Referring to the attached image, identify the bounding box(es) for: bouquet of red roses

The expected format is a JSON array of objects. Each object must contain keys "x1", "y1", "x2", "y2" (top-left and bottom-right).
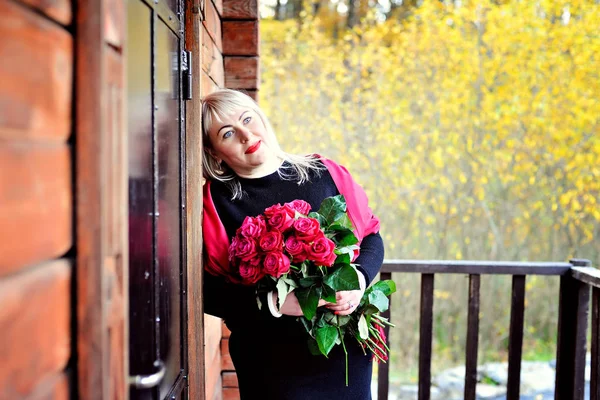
[{"x1": 228, "y1": 195, "x2": 396, "y2": 384}]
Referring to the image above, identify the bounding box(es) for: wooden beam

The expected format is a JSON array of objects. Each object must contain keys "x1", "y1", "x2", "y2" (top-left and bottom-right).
[
  {"x1": 16, "y1": 0, "x2": 72, "y2": 26},
  {"x1": 0, "y1": 0, "x2": 72, "y2": 143},
  {"x1": 224, "y1": 56, "x2": 259, "y2": 89},
  {"x1": 0, "y1": 260, "x2": 71, "y2": 398},
  {"x1": 186, "y1": 0, "x2": 207, "y2": 398},
  {"x1": 222, "y1": 0, "x2": 258, "y2": 20},
  {"x1": 222, "y1": 21, "x2": 258, "y2": 56},
  {"x1": 0, "y1": 145, "x2": 72, "y2": 277}
]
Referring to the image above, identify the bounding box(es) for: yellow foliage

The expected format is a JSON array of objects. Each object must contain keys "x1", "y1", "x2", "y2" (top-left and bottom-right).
[{"x1": 260, "y1": 1, "x2": 600, "y2": 266}]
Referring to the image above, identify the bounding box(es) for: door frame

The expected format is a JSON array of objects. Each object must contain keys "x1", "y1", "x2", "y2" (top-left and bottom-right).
[{"x1": 75, "y1": 0, "x2": 205, "y2": 398}]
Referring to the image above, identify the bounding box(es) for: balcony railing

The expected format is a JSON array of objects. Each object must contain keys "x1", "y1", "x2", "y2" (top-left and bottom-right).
[{"x1": 377, "y1": 259, "x2": 599, "y2": 400}]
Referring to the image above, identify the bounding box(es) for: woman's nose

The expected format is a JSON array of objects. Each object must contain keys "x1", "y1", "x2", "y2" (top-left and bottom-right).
[{"x1": 238, "y1": 126, "x2": 252, "y2": 142}]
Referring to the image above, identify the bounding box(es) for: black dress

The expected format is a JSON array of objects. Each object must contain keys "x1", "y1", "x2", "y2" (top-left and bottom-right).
[{"x1": 203, "y1": 163, "x2": 385, "y2": 400}]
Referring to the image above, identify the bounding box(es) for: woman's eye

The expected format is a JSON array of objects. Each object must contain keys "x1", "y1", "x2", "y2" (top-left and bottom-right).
[
  {"x1": 243, "y1": 116, "x2": 251, "y2": 124},
  {"x1": 223, "y1": 130, "x2": 233, "y2": 139}
]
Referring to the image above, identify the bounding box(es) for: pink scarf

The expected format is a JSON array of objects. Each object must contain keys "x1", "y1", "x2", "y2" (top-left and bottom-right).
[{"x1": 202, "y1": 157, "x2": 380, "y2": 279}]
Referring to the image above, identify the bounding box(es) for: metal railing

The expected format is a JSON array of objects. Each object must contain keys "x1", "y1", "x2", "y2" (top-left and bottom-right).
[{"x1": 377, "y1": 259, "x2": 598, "y2": 400}]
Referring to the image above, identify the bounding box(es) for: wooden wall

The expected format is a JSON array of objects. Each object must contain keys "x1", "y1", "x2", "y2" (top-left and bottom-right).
[
  {"x1": 0, "y1": 0, "x2": 73, "y2": 398},
  {"x1": 75, "y1": 0, "x2": 128, "y2": 396},
  {"x1": 0, "y1": 0, "x2": 128, "y2": 398},
  {"x1": 200, "y1": 1, "x2": 260, "y2": 400}
]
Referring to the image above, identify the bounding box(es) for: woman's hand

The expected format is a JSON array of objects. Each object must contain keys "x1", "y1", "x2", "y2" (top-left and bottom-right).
[
  {"x1": 325, "y1": 270, "x2": 366, "y2": 316},
  {"x1": 275, "y1": 291, "x2": 330, "y2": 317},
  {"x1": 273, "y1": 270, "x2": 367, "y2": 316}
]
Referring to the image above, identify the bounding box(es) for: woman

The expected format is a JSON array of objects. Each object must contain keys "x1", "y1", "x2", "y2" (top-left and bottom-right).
[{"x1": 202, "y1": 89, "x2": 384, "y2": 399}]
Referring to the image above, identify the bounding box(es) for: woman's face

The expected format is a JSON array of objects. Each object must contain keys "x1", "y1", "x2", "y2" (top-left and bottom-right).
[{"x1": 207, "y1": 107, "x2": 279, "y2": 177}]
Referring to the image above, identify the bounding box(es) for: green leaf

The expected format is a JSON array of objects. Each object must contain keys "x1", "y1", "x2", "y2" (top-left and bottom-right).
[
  {"x1": 301, "y1": 262, "x2": 309, "y2": 278},
  {"x1": 307, "y1": 338, "x2": 322, "y2": 356},
  {"x1": 371, "y1": 280, "x2": 397, "y2": 296},
  {"x1": 358, "y1": 314, "x2": 369, "y2": 340},
  {"x1": 323, "y1": 265, "x2": 360, "y2": 291},
  {"x1": 334, "y1": 253, "x2": 351, "y2": 266},
  {"x1": 299, "y1": 276, "x2": 319, "y2": 288},
  {"x1": 316, "y1": 195, "x2": 347, "y2": 225},
  {"x1": 368, "y1": 290, "x2": 390, "y2": 312},
  {"x1": 282, "y1": 277, "x2": 298, "y2": 288},
  {"x1": 299, "y1": 316, "x2": 313, "y2": 334},
  {"x1": 315, "y1": 325, "x2": 339, "y2": 357},
  {"x1": 276, "y1": 279, "x2": 293, "y2": 309},
  {"x1": 336, "y1": 314, "x2": 352, "y2": 327},
  {"x1": 296, "y1": 285, "x2": 322, "y2": 320},
  {"x1": 308, "y1": 212, "x2": 327, "y2": 227},
  {"x1": 322, "y1": 283, "x2": 337, "y2": 303},
  {"x1": 334, "y1": 230, "x2": 359, "y2": 246},
  {"x1": 335, "y1": 244, "x2": 360, "y2": 255},
  {"x1": 332, "y1": 213, "x2": 354, "y2": 230}
]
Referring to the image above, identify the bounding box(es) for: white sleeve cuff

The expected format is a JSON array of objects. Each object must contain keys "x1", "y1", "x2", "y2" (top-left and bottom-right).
[{"x1": 267, "y1": 291, "x2": 283, "y2": 318}]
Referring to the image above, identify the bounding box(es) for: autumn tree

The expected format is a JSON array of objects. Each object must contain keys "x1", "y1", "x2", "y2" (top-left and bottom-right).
[{"x1": 260, "y1": 0, "x2": 600, "y2": 374}]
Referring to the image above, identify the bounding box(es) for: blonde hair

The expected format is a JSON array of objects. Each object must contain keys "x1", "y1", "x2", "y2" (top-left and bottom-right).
[{"x1": 201, "y1": 89, "x2": 323, "y2": 199}]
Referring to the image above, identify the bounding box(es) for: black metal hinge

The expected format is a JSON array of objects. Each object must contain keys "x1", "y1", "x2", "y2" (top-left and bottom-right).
[{"x1": 182, "y1": 50, "x2": 192, "y2": 100}]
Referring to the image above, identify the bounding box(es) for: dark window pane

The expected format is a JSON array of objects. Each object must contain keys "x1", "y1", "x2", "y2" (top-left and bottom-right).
[
  {"x1": 127, "y1": 0, "x2": 155, "y2": 383},
  {"x1": 155, "y1": 21, "x2": 183, "y2": 397}
]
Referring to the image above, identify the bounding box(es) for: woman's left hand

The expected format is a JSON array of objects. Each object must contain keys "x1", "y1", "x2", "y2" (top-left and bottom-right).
[{"x1": 325, "y1": 270, "x2": 366, "y2": 316}]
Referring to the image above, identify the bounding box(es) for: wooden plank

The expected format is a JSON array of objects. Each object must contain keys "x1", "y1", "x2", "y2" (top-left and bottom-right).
[
  {"x1": 381, "y1": 260, "x2": 571, "y2": 276},
  {"x1": 245, "y1": 90, "x2": 258, "y2": 101},
  {"x1": 205, "y1": 314, "x2": 223, "y2": 365},
  {"x1": 17, "y1": 0, "x2": 72, "y2": 26},
  {"x1": 202, "y1": 26, "x2": 224, "y2": 87},
  {"x1": 591, "y1": 287, "x2": 600, "y2": 400},
  {"x1": 378, "y1": 272, "x2": 392, "y2": 400},
  {"x1": 0, "y1": 145, "x2": 72, "y2": 277},
  {"x1": 202, "y1": 69, "x2": 221, "y2": 94},
  {"x1": 506, "y1": 275, "x2": 526, "y2": 400},
  {"x1": 222, "y1": 21, "x2": 258, "y2": 56},
  {"x1": 222, "y1": 388, "x2": 240, "y2": 400},
  {"x1": 205, "y1": 343, "x2": 222, "y2": 400},
  {"x1": 186, "y1": 1, "x2": 207, "y2": 399},
  {"x1": 24, "y1": 373, "x2": 69, "y2": 400},
  {"x1": 572, "y1": 266, "x2": 600, "y2": 289},
  {"x1": 104, "y1": 0, "x2": 125, "y2": 48},
  {"x1": 464, "y1": 275, "x2": 480, "y2": 400},
  {"x1": 555, "y1": 274, "x2": 590, "y2": 400},
  {"x1": 222, "y1": 0, "x2": 258, "y2": 20},
  {"x1": 418, "y1": 274, "x2": 434, "y2": 400},
  {"x1": 211, "y1": 0, "x2": 222, "y2": 16},
  {"x1": 224, "y1": 56, "x2": 259, "y2": 89},
  {"x1": 222, "y1": 372, "x2": 238, "y2": 388},
  {"x1": 0, "y1": 260, "x2": 71, "y2": 398},
  {"x1": 221, "y1": 337, "x2": 234, "y2": 370},
  {"x1": 76, "y1": 0, "x2": 107, "y2": 397},
  {"x1": 0, "y1": 0, "x2": 72, "y2": 143},
  {"x1": 464, "y1": 274, "x2": 480, "y2": 400},
  {"x1": 203, "y1": 0, "x2": 222, "y2": 51}
]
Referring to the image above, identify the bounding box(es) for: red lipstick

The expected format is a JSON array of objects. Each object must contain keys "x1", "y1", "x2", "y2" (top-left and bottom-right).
[{"x1": 245, "y1": 141, "x2": 261, "y2": 154}]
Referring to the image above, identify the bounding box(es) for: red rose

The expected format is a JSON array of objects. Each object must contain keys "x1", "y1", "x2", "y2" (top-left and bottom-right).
[
  {"x1": 239, "y1": 216, "x2": 266, "y2": 239},
  {"x1": 293, "y1": 217, "x2": 321, "y2": 241},
  {"x1": 263, "y1": 252, "x2": 291, "y2": 278},
  {"x1": 284, "y1": 235, "x2": 308, "y2": 263},
  {"x1": 230, "y1": 236, "x2": 258, "y2": 261},
  {"x1": 259, "y1": 230, "x2": 284, "y2": 252},
  {"x1": 284, "y1": 199, "x2": 311, "y2": 216},
  {"x1": 264, "y1": 203, "x2": 295, "y2": 219},
  {"x1": 307, "y1": 234, "x2": 337, "y2": 267},
  {"x1": 265, "y1": 208, "x2": 295, "y2": 232},
  {"x1": 239, "y1": 257, "x2": 265, "y2": 285}
]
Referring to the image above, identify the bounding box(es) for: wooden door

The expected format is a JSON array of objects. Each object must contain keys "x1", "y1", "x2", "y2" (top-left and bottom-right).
[{"x1": 126, "y1": 1, "x2": 188, "y2": 398}]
